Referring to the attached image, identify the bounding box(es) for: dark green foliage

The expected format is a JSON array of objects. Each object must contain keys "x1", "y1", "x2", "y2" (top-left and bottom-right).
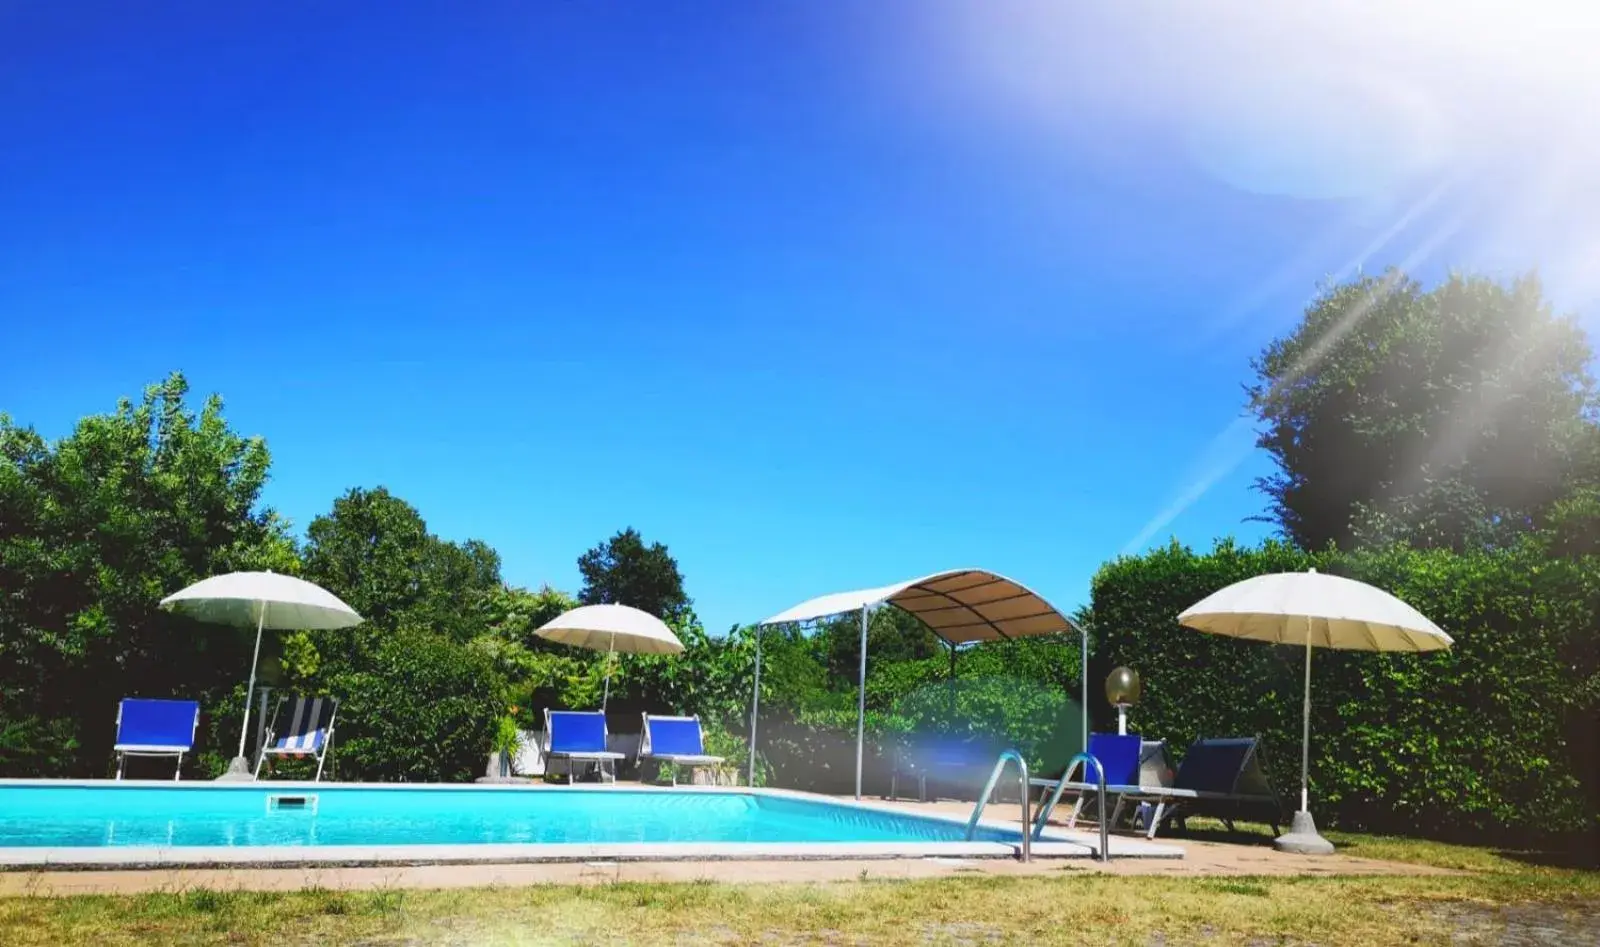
[
  {"x1": 331, "y1": 629, "x2": 504, "y2": 783},
  {"x1": 872, "y1": 636, "x2": 1086, "y2": 777},
  {"x1": 1251, "y1": 271, "x2": 1600, "y2": 552},
  {"x1": 577, "y1": 528, "x2": 691, "y2": 621},
  {"x1": 301, "y1": 487, "x2": 501, "y2": 651},
  {"x1": 0, "y1": 374, "x2": 296, "y2": 775},
  {"x1": 302, "y1": 487, "x2": 431, "y2": 631},
  {"x1": 739, "y1": 618, "x2": 1085, "y2": 795},
  {"x1": 1089, "y1": 539, "x2": 1599, "y2": 841},
  {"x1": 815, "y1": 607, "x2": 942, "y2": 685}
]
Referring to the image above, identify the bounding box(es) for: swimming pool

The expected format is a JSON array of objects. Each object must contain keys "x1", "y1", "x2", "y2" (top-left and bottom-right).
[
  {"x1": 0, "y1": 782, "x2": 1182, "y2": 866},
  {"x1": 0, "y1": 783, "x2": 1017, "y2": 848}
]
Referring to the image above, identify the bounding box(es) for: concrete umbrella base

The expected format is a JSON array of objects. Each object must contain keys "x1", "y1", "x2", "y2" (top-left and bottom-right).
[
  {"x1": 1273, "y1": 810, "x2": 1336, "y2": 855},
  {"x1": 213, "y1": 755, "x2": 257, "y2": 782}
]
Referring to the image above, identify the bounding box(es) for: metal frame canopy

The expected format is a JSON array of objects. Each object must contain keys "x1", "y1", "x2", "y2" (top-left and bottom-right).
[{"x1": 751, "y1": 568, "x2": 1088, "y2": 798}]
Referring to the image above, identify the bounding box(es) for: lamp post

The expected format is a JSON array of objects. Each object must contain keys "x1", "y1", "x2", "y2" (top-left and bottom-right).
[{"x1": 1105, "y1": 666, "x2": 1141, "y2": 736}]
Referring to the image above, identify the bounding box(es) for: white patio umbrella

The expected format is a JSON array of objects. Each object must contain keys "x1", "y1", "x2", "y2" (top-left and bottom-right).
[
  {"x1": 534, "y1": 604, "x2": 683, "y2": 711},
  {"x1": 161, "y1": 571, "x2": 363, "y2": 778},
  {"x1": 1178, "y1": 568, "x2": 1451, "y2": 854}
]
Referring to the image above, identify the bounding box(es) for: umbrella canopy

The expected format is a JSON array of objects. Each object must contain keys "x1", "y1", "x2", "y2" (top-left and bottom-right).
[
  {"x1": 1177, "y1": 569, "x2": 1450, "y2": 854},
  {"x1": 1178, "y1": 571, "x2": 1452, "y2": 652},
  {"x1": 534, "y1": 604, "x2": 684, "y2": 655},
  {"x1": 535, "y1": 604, "x2": 683, "y2": 711},
  {"x1": 161, "y1": 571, "x2": 364, "y2": 631},
  {"x1": 161, "y1": 571, "x2": 362, "y2": 775}
]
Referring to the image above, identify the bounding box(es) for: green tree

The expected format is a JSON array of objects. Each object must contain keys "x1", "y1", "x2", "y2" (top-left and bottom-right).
[
  {"x1": 299, "y1": 487, "x2": 501, "y2": 656},
  {"x1": 331, "y1": 628, "x2": 505, "y2": 782},
  {"x1": 576, "y1": 528, "x2": 691, "y2": 620},
  {"x1": 480, "y1": 583, "x2": 579, "y2": 651},
  {"x1": 301, "y1": 487, "x2": 431, "y2": 631},
  {"x1": 1250, "y1": 271, "x2": 1600, "y2": 552},
  {"x1": 816, "y1": 606, "x2": 943, "y2": 686},
  {"x1": 0, "y1": 373, "x2": 295, "y2": 775}
]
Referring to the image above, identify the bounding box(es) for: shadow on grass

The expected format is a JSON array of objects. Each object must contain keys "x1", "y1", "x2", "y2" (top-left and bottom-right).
[
  {"x1": 1490, "y1": 844, "x2": 1600, "y2": 872},
  {"x1": 1147, "y1": 818, "x2": 1278, "y2": 848}
]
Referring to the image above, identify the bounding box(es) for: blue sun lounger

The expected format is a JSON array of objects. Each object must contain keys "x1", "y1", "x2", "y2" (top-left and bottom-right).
[
  {"x1": 1029, "y1": 732, "x2": 1144, "y2": 825},
  {"x1": 639, "y1": 714, "x2": 725, "y2": 786},
  {"x1": 1032, "y1": 734, "x2": 1282, "y2": 839},
  {"x1": 254, "y1": 695, "x2": 340, "y2": 781},
  {"x1": 113, "y1": 698, "x2": 200, "y2": 780},
  {"x1": 544, "y1": 709, "x2": 625, "y2": 782}
]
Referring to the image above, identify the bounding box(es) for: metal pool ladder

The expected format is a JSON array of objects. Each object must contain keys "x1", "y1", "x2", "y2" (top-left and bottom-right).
[
  {"x1": 965, "y1": 749, "x2": 1031, "y2": 862},
  {"x1": 1033, "y1": 752, "x2": 1109, "y2": 863}
]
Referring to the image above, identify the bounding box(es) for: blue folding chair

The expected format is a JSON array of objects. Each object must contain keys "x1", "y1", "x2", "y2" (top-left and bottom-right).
[
  {"x1": 639, "y1": 714, "x2": 725, "y2": 786},
  {"x1": 113, "y1": 698, "x2": 200, "y2": 780},
  {"x1": 544, "y1": 709, "x2": 625, "y2": 782}
]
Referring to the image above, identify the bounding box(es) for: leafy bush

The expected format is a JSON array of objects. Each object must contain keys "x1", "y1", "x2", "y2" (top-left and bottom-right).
[
  {"x1": 330, "y1": 629, "x2": 505, "y2": 782},
  {"x1": 1089, "y1": 538, "x2": 1599, "y2": 842},
  {"x1": 0, "y1": 712, "x2": 79, "y2": 777}
]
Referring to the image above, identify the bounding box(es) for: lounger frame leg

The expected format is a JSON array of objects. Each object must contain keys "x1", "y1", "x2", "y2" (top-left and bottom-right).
[
  {"x1": 1146, "y1": 802, "x2": 1168, "y2": 840},
  {"x1": 116, "y1": 752, "x2": 125, "y2": 781},
  {"x1": 1067, "y1": 793, "x2": 1087, "y2": 829},
  {"x1": 173, "y1": 752, "x2": 184, "y2": 781}
]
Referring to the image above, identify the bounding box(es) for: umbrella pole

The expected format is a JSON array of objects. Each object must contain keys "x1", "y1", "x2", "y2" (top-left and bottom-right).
[
  {"x1": 601, "y1": 634, "x2": 615, "y2": 712},
  {"x1": 1081, "y1": 623, "x2": 1089, "y2": 755},
  {"x1": 1272, "y1": 613, "x2": 1333, "y2": 854},
  {"x1": 237, "y1": 602, "x2": 266, "y2": 761},
  {"x1": 1300, "y1": 616, "x2": 1312, "y2": 813}
]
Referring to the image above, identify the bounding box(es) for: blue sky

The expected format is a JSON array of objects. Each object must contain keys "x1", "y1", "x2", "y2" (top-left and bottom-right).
[{"x1": 4, "y1": 2, "x2": 1596, "y2": 632}]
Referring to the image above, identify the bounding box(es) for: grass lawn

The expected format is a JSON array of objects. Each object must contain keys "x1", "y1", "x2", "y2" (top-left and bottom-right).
[{"x1": 1, "y1": 832, "x2": 1594, "y2": 946}]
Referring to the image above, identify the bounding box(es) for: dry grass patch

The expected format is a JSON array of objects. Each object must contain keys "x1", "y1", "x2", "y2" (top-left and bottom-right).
[{"x1": 2, "y1": 828, "x2": 1595, "y2": 946}]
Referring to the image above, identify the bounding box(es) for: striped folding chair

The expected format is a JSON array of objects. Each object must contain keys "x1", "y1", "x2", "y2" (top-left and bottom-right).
[{"x1": 254, "y1": 695, "x2": 340, "y2": 781}]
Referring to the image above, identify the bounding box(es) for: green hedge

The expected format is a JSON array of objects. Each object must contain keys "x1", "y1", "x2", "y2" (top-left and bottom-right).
[
  {"x1": 1089, "y1": 539, "x2": 1599, "y2": 842},
  {"x1": 328, "y1": 629, "x2": 505, "y2": 783}
]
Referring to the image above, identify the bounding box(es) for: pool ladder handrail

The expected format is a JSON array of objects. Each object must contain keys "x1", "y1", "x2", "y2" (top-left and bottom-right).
[
  {"x1": 964, "y1": 749, "x2": 1031, "y2": 862},
  {"x1": 1033, "y1": 752, "x2": 1109, "y2": 862}
]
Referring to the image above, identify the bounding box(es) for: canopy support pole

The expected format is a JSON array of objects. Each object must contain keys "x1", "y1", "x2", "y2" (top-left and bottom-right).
[
  {"x1": 1080, "y1": 622, "x2": 1089, "y2": 755},
  {"x1": 855, "y1": 604, "x2": 868, "y2": 801},
  {"x1": 748, "y1": 624, "x2": 762, "y2": 786},
  {"x1": 947, "y1": 641, "x2": 958, "y2": 717}
]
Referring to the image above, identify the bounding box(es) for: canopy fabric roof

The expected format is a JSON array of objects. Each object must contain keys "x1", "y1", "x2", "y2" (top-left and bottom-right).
[{"x1": 759, "y1": 568, "x2": 1079, "y2": 645}]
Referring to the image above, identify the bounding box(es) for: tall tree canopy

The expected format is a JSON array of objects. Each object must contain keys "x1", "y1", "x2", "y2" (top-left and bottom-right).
[
  {"x1": 1250, "y1": 271, "x2": 1600, "y2": 551},
  {"x1": 300, "y1": 486, "x2": 501, "y2": 658},
  {"x1": 577, "y1": 527, "x2": 691, "y2": 620},
  {"x1": 0, "y1": 373, "x2": 294, "y2": 773}
]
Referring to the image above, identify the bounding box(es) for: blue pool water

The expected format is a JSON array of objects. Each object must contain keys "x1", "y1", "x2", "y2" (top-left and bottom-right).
[{"x1": 0, "y1": 785, "x2": 1020, "y2": 848}]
